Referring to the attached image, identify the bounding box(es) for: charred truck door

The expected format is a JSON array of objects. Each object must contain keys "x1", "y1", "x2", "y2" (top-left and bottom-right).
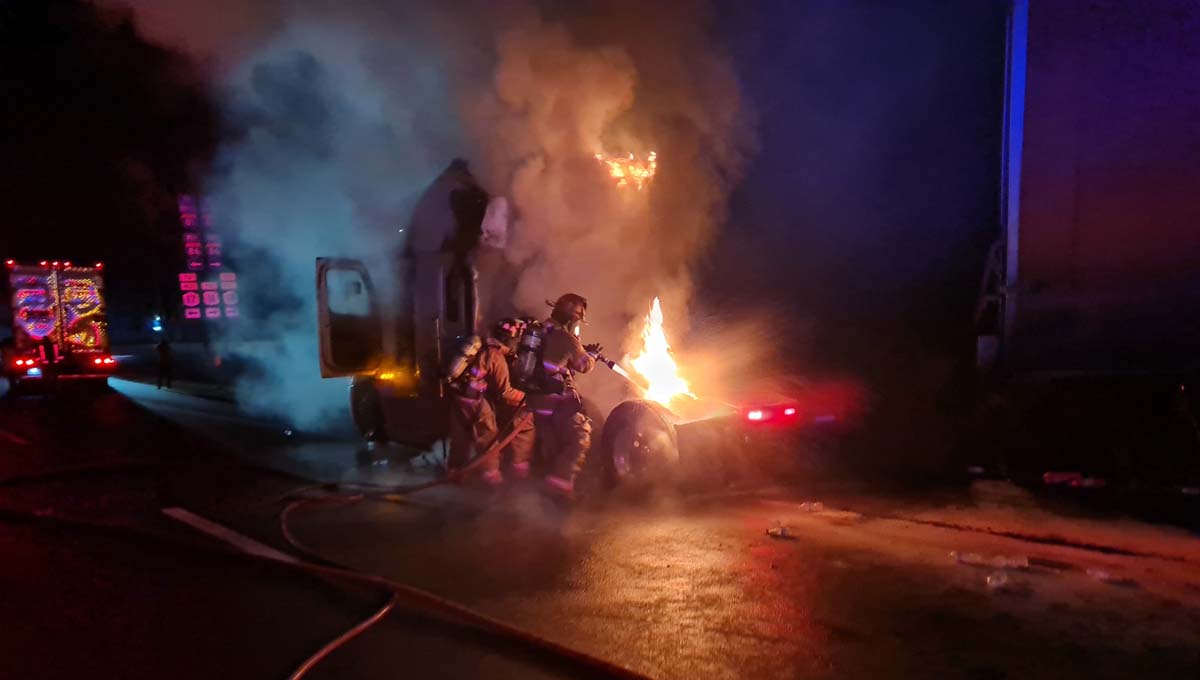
[
  {"x1": 315, "y1": 159, "x2": 497, "y2": 450},
  {"x1": 316, "y1": 258, "x2": 383, "y2": 378}
]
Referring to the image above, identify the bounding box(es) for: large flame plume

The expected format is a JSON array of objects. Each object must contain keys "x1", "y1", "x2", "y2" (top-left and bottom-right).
[{"x1": 630, "y1": 296, "x2": 693, "y2": 406}]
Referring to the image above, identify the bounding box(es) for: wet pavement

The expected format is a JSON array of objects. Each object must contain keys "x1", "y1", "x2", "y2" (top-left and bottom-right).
[{"x1": 1, "y1": 380, "x2": 1198, "y2": 678}]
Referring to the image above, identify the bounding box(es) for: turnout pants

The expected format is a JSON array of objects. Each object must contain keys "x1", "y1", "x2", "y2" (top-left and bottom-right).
[{"x1": 448, "y1": 396, "x2": 534, "y2": 475}]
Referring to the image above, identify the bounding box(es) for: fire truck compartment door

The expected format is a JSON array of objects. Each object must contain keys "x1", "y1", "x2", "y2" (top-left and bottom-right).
[{"x1": 316, "y1": 258, "x2": 383, "y2": 378}]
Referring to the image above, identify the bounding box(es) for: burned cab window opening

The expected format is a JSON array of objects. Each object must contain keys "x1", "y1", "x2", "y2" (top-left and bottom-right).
[
  {"x1": 327, "y1": 270, "x2": 371, "y2": 316},
  {"x1": 323, "y1": 266, "x2": 381, "y2": 372}
]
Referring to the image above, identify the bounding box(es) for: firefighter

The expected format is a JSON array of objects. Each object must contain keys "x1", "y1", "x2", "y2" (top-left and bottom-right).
[
  {"x1": 156, "y1": 338, "x2": 173, "y2": 389},
  {"x1": 536, "y1": 293, "x2": 601, "y2": 498},
  {"x1": 38, "y1": 334, "x2": 58, "y2": 389},
  {"x1": 447, "y1": 318, "x2": 535, "y2": 486}
]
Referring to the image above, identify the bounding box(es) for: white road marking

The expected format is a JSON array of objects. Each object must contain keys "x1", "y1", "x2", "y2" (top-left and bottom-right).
[{"x1": 162, "y1": 506, "x2": 299, "y2": 564}]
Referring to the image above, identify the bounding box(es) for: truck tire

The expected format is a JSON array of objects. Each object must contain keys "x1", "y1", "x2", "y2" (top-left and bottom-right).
[
  {"x1": 599, "y1": 399, "x2": 680, "y2": 487},
  {"x1": 350, "y1": 377, "x2": 387, "y2": 443}
]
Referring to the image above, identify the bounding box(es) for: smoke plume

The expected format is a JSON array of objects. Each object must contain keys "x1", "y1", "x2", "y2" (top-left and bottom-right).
[{"x1": 110, "y1": 0, "x2": 753, "y2": 428}]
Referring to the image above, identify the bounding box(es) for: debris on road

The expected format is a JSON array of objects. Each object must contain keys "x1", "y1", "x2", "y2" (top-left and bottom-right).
[
  {"x1": 992, "y1": 555, "x2": 1030, "y2": 569},
  {"x1": 1043, "y1": 471, "x2": 1083, "y2": 485},
  {"x1": 985, "y1": 571, "x2": 1010, "y2": 591},
  {"x1": 951, "y1": 551, "x2": 985, "y2": 566},
  {"x1": 951, "y1": 552, "x2": 1030, "y2": 570},
  {"x1": 1084, "y1": 568, "x2": 1137, "y2": 587},
  {"x1": 766, "y1": 524, "x2": 798, "y2": 540}
]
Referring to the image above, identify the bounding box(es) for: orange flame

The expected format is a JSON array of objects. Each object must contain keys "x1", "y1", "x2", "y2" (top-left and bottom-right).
[
  {"x1": 630, "y1": 297, "x2": 693, "y2": 406},
  {"x1": 594, "y1": 151, "x2": 657, "y2": 191}
]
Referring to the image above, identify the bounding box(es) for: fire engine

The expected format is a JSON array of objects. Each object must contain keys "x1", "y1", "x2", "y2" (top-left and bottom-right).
[{"x1": 2, "y1": 260, "x2": 117, "y2": 389}]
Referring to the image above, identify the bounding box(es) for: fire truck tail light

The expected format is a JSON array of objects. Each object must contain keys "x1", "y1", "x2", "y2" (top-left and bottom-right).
[
  {"x1": 746, "y1": 410, "x2": 765, "y2": 421},
  {"x1": 784, "y1": 407, "x2": 797, "y2": 416}
]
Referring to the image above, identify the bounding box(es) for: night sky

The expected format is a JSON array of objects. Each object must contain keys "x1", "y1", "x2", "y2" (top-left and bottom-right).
[{"x1": 2, "y1": 0, "x2": 1007, "y2": 368}]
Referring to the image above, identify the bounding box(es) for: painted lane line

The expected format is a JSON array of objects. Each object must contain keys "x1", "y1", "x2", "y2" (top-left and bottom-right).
[{"x1": 162, "y1": 506, "x2": 299, "y2": 564}]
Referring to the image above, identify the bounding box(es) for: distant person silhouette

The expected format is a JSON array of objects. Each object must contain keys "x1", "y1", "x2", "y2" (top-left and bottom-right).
[{"x1": 156, "y1": 338, "x2": 173, "y2": 389}]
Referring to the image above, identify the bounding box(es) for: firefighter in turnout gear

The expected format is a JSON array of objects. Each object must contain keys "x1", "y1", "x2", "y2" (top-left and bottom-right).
[
  {"x1": 446, "y1": 318, "x2": 535, "y2": 486},
  {"x1": 536, "y1": 293, "x2": 599, "y2": 498}
]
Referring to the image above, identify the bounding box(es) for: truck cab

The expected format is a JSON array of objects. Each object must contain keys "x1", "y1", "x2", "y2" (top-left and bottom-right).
[
  {"x1": 314, "y1": 160, "x2": 679, "y2": 485},
  {"x1": 3, "y1": 260, "x2": 117, "y2": 389}
]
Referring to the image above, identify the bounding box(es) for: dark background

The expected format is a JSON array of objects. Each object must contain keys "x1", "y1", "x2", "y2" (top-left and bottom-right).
[{"x1": 0, "y1": 0, "x2": 1006, "y2": 365}]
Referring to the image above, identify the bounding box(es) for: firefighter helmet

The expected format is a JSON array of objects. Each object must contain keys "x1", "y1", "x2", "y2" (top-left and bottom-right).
[
  {"x1": 547, "y1": 293, "x2": 588, "y2": 326},
  {"x1": 491, "y1": 317, "x2": 526, "y2": 352}
]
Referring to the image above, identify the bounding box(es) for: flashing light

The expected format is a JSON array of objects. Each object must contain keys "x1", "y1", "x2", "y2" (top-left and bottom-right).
[
  {"x1": 93, "y1": 358, "x2": 102, "y2": 365},
  {"x1": 95, "y1": 262, "x2": 103, "y2": 269},
  {"x1": 51, "y1": 261, "x2": 59, "y2": 267},
  {"x1": 4, "y1": 259, "x2": 13, "y2": 267},
  {"x1": 26, "y1": 367, "x2": 42, "y2": 377},
  {"x1": 39, "y1": 261, "x2": 47, "y2": 266},
  {"x1": 151, "y1": 315, "x2": 163, "y2": 333},
  {"x1": 378, "y1": 372, "x2": 397, "y2": 380},
  {"x1": 63, "y1": 261, "x2": 71, "y2": 267},
  {"x1": 784, "y1": 407, "x2": 797, "y2": 416},
  {"x1": 103, "y1": 357, "x2": 115, "y2": 365},
  {"x1": 746, "y1": 410, "x2": 765, "y2": 421}
]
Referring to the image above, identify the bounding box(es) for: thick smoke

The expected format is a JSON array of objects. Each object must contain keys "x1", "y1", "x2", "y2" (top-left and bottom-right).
[{"x1": 112, "y1": 0, "x2": 752, "y2": 427}]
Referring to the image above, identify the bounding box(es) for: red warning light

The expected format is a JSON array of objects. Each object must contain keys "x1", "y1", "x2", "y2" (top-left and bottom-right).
[
  {"x1": 63, "y1": 261, "x2": 71, "y2": 267},
  {"x1": 4, "y1": 259, "x2": 13, "y2": 267},
  {"x1": 95, "y1": 262, "x2": 103, "y2": 269},
  {"x1": 39, "y1": 261, "x2": 48, "y2": 266}
]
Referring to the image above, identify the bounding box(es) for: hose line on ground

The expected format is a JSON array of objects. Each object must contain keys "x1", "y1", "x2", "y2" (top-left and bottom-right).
[{"x1": 0, "y1": 447, "x2": 652, "y2": 680}]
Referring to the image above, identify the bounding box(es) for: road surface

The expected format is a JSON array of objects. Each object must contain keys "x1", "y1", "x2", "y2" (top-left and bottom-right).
[{"x1": 0, "y1": 379, "x2": 1197, "y2": 679}]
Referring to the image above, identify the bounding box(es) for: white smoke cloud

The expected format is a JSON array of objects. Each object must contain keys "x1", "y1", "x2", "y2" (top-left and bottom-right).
[{"x1": 109, "y1": 0, "x2": 754, "y2": 428}]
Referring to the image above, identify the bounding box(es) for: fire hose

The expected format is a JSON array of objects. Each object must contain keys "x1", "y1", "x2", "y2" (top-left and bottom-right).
[{"x1": 0, "y1": 443, "x2": 653, "y2": 680}]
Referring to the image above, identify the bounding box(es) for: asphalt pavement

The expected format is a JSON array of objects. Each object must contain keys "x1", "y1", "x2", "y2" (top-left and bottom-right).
[{"x1": 0, "y1": 380, "x2": 1197, "y2": 679}]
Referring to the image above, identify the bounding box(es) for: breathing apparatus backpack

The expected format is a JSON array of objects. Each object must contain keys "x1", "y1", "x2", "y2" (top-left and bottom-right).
[
  {"x1": 510, "y1": 320, "x2": 567, "y2": 395},
  {"x1": 443, "y1": 335, "x2": 484, "y2": 398}
]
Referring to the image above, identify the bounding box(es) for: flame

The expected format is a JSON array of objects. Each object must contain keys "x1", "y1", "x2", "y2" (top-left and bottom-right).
[
  {"x1": 630, "y1": 297, "x2": 693, "y2": 406},
  {"x1": 594, "y1": 151, "x2": 657, "y2": 191}
]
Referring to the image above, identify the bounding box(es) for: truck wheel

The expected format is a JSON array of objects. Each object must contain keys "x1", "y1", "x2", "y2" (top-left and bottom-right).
[
  {"x1": 600, "y1": 399, "x2": 680, "y2": 486},
  {"x1": 350, "y1": 377, "x2": 387, "y2": 443}
]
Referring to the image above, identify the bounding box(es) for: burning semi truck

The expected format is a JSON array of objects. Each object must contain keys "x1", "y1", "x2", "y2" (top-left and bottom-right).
[
  {"x1": 314, "y1": 157, "x2": 850, "y2": 487},
  {"x1": 2, "y1": 260, "x2": 117, "y2": 388},
  {"x1": 314, "y1": 157, "x2": 695, "y2": 486}
]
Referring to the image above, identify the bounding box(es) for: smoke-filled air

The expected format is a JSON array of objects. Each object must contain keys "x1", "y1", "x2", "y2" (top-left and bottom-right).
[{"x1": 108, "y1": 0, "x2": 753, "y2": 428}]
